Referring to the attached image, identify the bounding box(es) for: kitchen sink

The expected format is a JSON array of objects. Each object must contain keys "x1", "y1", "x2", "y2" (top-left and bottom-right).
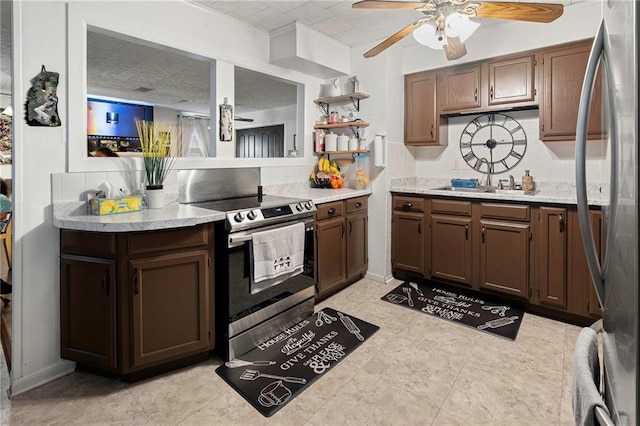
[
  {"x1": 431, "y1": 186, "x2": 493, "y2": 193},
  {"x1": 431, "y1": 186, "x2": 539, "y2": 196}
]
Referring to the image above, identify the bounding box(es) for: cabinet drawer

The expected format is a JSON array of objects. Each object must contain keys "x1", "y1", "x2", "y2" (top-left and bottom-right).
[
  {"x1": 127, "y1": 225, "x2": 209, "y2": 256},
  {"x1": 61, "y1": 230, "x2": 117, "y2": 257},
  {"x1": 317, "y1": 201, "x2": 344, "y2": 221},
  {"x1": 393, "y1": 196, "x2": 424, "y2": 212},
  {"x1": 346, "y1": 196, "x2": 368, "y2": 214},
  {"x1": 431, "y1": 199, "x2": 472, "y2": 216},
  {"x1": 480, "y1": 203, "x2": 530, "y2": 221}
]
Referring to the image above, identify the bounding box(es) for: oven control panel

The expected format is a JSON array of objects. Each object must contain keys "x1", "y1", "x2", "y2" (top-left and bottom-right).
[{"x1": 226, "y1": 201, "x2": 317, "y2": 230}]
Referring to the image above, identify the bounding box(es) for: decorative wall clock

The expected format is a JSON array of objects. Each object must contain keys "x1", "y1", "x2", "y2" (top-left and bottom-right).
[{"x1": 459, "y1": 112, "x2": 527, "y2": 174}]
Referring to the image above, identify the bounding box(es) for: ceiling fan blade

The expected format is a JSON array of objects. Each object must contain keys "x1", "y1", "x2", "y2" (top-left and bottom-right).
[
  {"x1": 443, "y1": 36, "x2": 467, "y2": 61},
  {"x1": 352, "y1": 0, "x2": 434, "y2": 11},
  {"x1": 471, "y1": 1, "x2": 563, "y2": 23},
  {"x1": 364, "y1": 19, "x2": 426, "y2": 58}
]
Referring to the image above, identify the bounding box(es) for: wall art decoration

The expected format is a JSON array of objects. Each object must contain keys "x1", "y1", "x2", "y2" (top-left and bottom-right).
[
  {"x1": 25, "y1": 65, "x2": 61, "y2": 127},
  {"x1": 219, "y1": 98, "x2": 233, "y2": 142}
]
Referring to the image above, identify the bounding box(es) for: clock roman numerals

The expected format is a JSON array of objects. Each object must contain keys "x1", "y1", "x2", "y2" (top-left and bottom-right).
[{"x1": 458, "y1": 113, "x2": 528, "y2": 174}]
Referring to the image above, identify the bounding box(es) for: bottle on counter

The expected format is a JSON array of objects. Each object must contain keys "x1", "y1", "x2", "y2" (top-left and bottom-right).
[{"x1": 522, "y1": 170, "x2": 535, "y2": 192}]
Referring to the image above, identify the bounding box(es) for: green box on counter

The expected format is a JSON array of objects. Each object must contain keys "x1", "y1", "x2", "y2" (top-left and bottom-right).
[{"x1": 90, "y1": 196, "x2": 143, "y2": 215}]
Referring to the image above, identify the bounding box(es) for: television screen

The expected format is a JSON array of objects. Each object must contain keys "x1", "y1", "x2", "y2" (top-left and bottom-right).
[{"x1": 87, "y1": 98, "x2": 153, "y2": 138}]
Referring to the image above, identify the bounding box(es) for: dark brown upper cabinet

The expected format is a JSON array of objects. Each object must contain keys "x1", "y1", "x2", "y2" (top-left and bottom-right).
[
  {"x1": 440, "y1": 64, "x2": 482, "y2": 112},
  {"x1": 539, "y1": 39, "x2": 604, "y2": 141},
  {"x1": 488, "y1": 53, "x2": 536, "y2": 107},
  {"x1": 404, "y1": 71, "x2": 446, "y2": 146}
]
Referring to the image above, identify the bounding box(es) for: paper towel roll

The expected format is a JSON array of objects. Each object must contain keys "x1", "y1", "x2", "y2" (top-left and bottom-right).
[{"x1": 374, "y1": 134, "x2": 385, "y2": 167}]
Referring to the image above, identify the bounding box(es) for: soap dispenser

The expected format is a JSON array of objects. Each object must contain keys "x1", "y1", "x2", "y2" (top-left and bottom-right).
[{"x1": 522, "y1": 170, "x2": 534, "y2": 192}]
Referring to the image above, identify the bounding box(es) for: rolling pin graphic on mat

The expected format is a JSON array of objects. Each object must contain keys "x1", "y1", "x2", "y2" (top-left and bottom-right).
[
  {"x1": 337, "y1": 312, "x2": 365, "y2": 341},
  {"x1": 477, "y1": 316, "x2": 519, "y2": 330}
]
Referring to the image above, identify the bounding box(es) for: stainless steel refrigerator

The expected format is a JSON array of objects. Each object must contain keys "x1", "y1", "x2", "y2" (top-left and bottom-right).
[{"x1": 576, "y1": 0, "x2": 638, "y2": 424}]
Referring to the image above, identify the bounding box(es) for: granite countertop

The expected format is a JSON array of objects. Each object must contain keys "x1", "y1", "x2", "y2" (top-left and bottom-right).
[
  {"x1": 52, "y1": 184, "x2": 372, "y2": 232},
  {"x1": 390, "y1": 177, "x2": 609, "y2": 207}
]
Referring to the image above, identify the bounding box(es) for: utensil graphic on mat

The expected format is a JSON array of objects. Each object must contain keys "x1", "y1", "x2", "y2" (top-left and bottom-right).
[
  {"x1": 408, "y1": 282, "x2": 424, "y2": 297},
  {"x1": 315, "y1": 310, "x2": 338, "y2": 326},
  {"x1": 239, "y1": 369, "x2": 307, "y2": 384},
  {"x1": 225, "y1": 359, "x2": 276, "y2": 369},
  {"x1": 477, "y1": 316, "x2": 519, "y2": 330},
  {"x1": 481, "y1": 305, "x2": 509, "y2": 317},
  {"x1": 402, "y1": 287, "x2": 414, "y2": 307},
  {"x1": 337, "y1": 312, "x2": 365, "y2": 341},
  {"x1": 385, "y1": 293, "x2": 407, "y2": 304}
]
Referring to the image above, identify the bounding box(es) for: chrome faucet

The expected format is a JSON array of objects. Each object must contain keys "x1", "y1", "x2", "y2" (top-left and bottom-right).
[
  {"x1": 508, "y1": 175, "x2": 515, "y2": 189},
  {"x1": 477, "y1": 158, "x2": 492, "y2": 187}
]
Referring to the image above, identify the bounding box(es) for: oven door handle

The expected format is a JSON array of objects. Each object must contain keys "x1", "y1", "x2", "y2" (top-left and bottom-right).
[{"x1": 229, "y1": 218, "x2": 315, "y2": 248}]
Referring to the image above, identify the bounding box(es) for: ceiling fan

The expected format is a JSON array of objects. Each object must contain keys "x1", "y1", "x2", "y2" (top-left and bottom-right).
[{"x1": 353, "y1": 0, "x2": 564, "y2": 60}]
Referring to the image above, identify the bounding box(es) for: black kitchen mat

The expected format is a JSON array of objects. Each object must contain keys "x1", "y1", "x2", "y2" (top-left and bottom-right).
[
  {"x1": 216, "y1": 307, "x2": 379, "y2": 417},
  {"x1": 382, "y1": 281, "x2": 524, "y2": 340}
]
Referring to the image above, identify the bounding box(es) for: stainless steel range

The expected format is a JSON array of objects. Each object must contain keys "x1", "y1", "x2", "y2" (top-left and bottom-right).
[{"x1": 178, "y1": 169, "x2": 317, "y2": 360}]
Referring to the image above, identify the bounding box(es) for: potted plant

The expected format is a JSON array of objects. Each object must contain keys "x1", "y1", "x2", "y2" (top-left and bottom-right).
[{"x1": 135, "y1": 120, "x2": 180, "y2": 208}]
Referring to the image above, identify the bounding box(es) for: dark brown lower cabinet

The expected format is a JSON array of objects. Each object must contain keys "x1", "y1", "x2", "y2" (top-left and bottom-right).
[
  {"x1": 431, "y1": 215, "x2": 472, "y2": 286},
  {"x1": 392, "y1": 210, "x2": 426, "y2": 276},
  {"x1": 479, "y1": 220, "x2": 530, "y2": 299},
  {"x1": 316, "y1": 216, "x2": 346, "y2": 294},
  {"x1": 61, "y1": 255, "x2": 117, "y2": 369},
  {"x1": 536, "y1": 207, "x2": 568, "y2": 308},
  {"x1": 59, "y1": 224, "x2": 214, "y2": 379},
  {"x1": 129, "y1": 251, "x2": 210, "y2": 368},
  {"x1": 316, "y1": 196, "x2": 369, "y2": 300}
]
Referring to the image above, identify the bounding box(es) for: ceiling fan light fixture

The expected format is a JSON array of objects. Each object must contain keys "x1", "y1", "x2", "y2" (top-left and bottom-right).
[
  {"x1": 413, "y1": 23, "x2": 446, "y2": 49},
  {"x1": 444, "y1": 13, "x2": 480, "y2": 43}
]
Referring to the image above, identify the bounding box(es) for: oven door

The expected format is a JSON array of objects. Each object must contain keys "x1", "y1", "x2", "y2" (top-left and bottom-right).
[{"x1": 226, "y1": 216, "x2": 315, "y2": 338}]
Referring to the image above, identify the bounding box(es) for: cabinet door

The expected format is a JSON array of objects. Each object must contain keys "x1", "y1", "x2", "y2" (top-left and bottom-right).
[
  {"x1": 347, "y1": 211, "x2": 368, "y2": 279},
  {"x1": 392, "y1": 211, "x2": 425, "y2": 276},
  {"x1": 316, "y1": 216, "x2": 347, "y2": 294},
  {"x1": 488, "y1": 54, "x2": 536, "y2": 106},
  {"x1": 129, "y1": 250, "x2": 210, "y2": 369},
  {"x1": 479, "y1": 220, "x2": 530, "y2": 299},
  {"x1": 431, "y1": 215, "x2": 472, "y2": 286},
  {"x1": 61, "y1": 255, "x2": 117, "y2": 369},
  {"x1": 405, "y1": 71, "x2": 440, "y2": 145},
  {"x1": 537, "y1": 207, "x2": 568, "y2": 308},
  {"x1": 441, "y1": 65, "x2": 481, "y2": 111},
  {"x1": 540, "y1": 41, "x2": 603, "y2": 141},
  {"x1": 569, "y1": 210, "x2": 603, "y2": 318}
]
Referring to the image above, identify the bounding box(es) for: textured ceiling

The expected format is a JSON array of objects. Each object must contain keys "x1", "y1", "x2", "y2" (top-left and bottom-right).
[{"x1": 3, "y1": 0, "x2": 589, "y2": 112}]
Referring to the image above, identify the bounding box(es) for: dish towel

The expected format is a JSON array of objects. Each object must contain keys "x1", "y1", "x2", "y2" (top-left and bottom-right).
[
  {"x1": 250, "y1": 222, "x2": 305, "y2": 295},
  {"x1": 572, "y1": 327, "x2": 610, "y2": 426}
]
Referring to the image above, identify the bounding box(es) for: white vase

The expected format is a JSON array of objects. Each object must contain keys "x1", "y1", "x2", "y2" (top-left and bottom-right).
[{"x1": 145, "y1": 187, "x2": 165, "y2": 209}]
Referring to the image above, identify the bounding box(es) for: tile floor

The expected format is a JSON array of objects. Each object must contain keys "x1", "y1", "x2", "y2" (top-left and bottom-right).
[{"x1": 0, "y1": 278, "x2": 581, "y2": 425}]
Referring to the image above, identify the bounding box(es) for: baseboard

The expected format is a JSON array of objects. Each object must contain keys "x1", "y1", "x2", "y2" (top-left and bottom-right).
[
  {"x1": 10, "y1": 359, "x2": 75, "y2": 397},
  {"x1": 364, "y1": 272, "x2": 395, "y2": 283}
]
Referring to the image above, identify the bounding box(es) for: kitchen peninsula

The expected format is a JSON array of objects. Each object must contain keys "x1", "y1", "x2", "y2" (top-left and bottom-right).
[{"x1": 52, "y1": 185, "x2": 370, "y2": 380}]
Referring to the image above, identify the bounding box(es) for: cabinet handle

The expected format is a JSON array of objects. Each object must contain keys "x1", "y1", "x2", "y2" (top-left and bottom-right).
[
  {"x1": 481, "y1": 226, "x2": 486, "y2": 243},
  {"x1": 355, "y1": 202, "x2": 362, "y2": 208},
  {"x1": 559, "y1": 213, "x2": 564, "y2": 233},
  {"x1": 341, "y1": 222, "x2": 345, "y2": 237},
  {"x1": 402, "y1": 202, "x2": 413, "y2": 210},
  {"x1": 328, "y1": 207, "x2": 336, "y2": 215},
  {"x1": 430, "y1": 124, "x2": 434, "y2": 139},
  {"x1": 102, "y1": 270, "x2": 109, "y2": 295},
  {"x1": 474, "y1": 87, "x2": 478, "y2": 101},
  {"x1": 418, "y1": 223, "x2": 422, "y2": 234},
  {"x1": 133, "y1": 268, "x2": 139, "y2": 295},
  {"x1": 490, "y1": 86, "x2": 494, "y2": 100},
  {"x1": 465, "y1": 224, "x2": 469, "y2": 240},
  {"x1": 349, "y1": 221, "x2": 353, "y2": 235}
]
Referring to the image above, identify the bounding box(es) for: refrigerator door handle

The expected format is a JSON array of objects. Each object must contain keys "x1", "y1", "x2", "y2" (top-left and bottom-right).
[{"x1": 575, "y1": 19, "x2": 618, "y2": 309}]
